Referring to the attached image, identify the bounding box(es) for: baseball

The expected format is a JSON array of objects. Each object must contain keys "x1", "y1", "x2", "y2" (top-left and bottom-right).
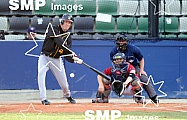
[{"x1": 70, "y1": 73, "x2": 75, "y2": 78}]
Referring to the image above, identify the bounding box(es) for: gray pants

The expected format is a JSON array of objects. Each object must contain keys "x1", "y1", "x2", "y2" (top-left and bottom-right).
[
  {"x1": 135, "y1": 66, "x2": 157, "y2": 98},
  {"x1": 38, "y1": 55, "x2": 71, "y2": 101}
]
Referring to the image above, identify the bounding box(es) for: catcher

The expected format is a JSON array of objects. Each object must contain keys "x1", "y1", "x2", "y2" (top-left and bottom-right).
[{"x1": 92, "y1": 52, "x2": 144, "y2": 104}]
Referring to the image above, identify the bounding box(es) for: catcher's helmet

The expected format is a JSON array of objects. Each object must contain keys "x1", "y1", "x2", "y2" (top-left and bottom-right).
[
  {"x1": 61, "y1": 14, "x2": 74, "y2": 24},
  {"x1": 113, "y1": 53, "x2": 126, "y2": 61},
  {"x1": 112, "y1": 53, "x2": 126, "y2": 68},
  {"x1": 115, "y1": 34, "x2": 128, "y2": 51}
]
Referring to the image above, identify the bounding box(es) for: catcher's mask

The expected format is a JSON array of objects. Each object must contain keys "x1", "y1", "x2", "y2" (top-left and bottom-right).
[
  {"x1": 115, "y1": 34, "x2": 128, "y2": 51},
  {"x1": 112, "y1": 53, "x2": 126, "y2": 68},
  {"x1": 111, "y1": 80, "x2": 125, "y2": 97},
  {"x1": 61, "y1": 14, "x2": 74, "y2": 24}
]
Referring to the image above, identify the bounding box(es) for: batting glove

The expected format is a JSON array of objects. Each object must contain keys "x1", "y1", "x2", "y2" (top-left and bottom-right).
[{"x1": 72, "y1": 54, "x2": 83, "y2": 64}]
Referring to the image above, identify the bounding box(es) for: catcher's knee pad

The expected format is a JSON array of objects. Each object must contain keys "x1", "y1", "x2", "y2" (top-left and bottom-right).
[
  {"x1": 140, "y1": 75, "x2": 149, "y2": 83},
  {"x1": 131, "y1": 78, "x2": 142, "y2": 92}
]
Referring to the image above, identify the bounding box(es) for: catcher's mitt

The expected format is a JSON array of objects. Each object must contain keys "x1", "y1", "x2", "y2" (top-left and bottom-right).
[{"x1": 111, "y1": 80, "x2": 125, "y2": 97}]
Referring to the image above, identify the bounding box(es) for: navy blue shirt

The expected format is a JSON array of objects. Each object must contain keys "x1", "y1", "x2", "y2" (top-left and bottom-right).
[{"x1": 110, "y1": 44, "x2": 143, "y2": 67}]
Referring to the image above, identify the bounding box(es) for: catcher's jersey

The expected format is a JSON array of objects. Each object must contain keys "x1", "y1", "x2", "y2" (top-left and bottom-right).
[
  {"x1": 103, "y1": 62, "x2": 137, "y2": 83},
  {"x1": 110, "y1": 44, "x2": 143, "y2": 67}
]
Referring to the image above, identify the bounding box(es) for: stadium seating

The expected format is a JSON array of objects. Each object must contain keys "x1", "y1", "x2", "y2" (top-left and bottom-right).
[
  {"x1": 1, "y1": 0, "x2": 187, "y2": 39},
  {"x1": 159, "y1": 17, "x2": 179, "y2": 34},
  {"x1": 74, "y1": 17, "x2": 94, "y2": 34},
  {"x1": 52, "y1": 17, "x2": 62, "y2": 25},
  {"x1": 179, "y1": 17, "x2": 187, "y2": 33},
  {"x1": 54, "y1": 0, "x2": 75, "y2": 15},
  {"x1": 12, "y1": 0, "x2": 33, "y2": 16},
  {"x1": 31, "y1": 17, "x2": 51, "y2": 34},
  {"x1": 5, "y1": 34, "x2": 25, "y2": 40},
  {"x1": 0, "y1": 0, "x2": 11, "y2": 16},
  {"x1": 119, "y1": 0, "x2": 139, "y2": 15},
  {"x1": 0, "y1": 17, "x2": 8, "y2": 32},
  {"x1": 139, "y1": 0, "x2": 148, "y2": 16},
  {"x1": 95, "y1": 17, "x2": 115, "y2": 34},
  {"x1": 117, "y1": 17, "x2": 138, "y2": 34},
  {"x1": 182, "y1": 1, "x2": 187, "y2": 15},
  {"x1": 97, "y1": 0, "x2": 118, "y2": 15},
  {"x1": 34, "y1": 0, "x2": 54, "y2": 16},
  {"x1": 138, "y1": 17, "x2": 148, "y2": 35},
  {"x1": 178, "y1": 34, "x2": 187, "y2": 39},
  {"x1": 76, "y1": 0, "x2": 96, "y2": 16},
  {"x1": 160, "y1": 0, "x2": 181, "y2": 16},
  {"x1": 9, "y1": 16, "x2": 30, "y2": 34},
  {"x1": 160, "y1": 34, "x2": 177, "y2": 39}
]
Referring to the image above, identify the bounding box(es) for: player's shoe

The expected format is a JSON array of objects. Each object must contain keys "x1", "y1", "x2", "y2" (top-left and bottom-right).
[
  {"x1": 67, "y1": 97, "x2": 76, "y2": 104},
  {"x1": 134, "y1": 97, "x2": 145, "y2": 104},
  {"x1": 41, "y1": 99, "x2": 51, "y2": 105},
  {"x1": 92, "y1": 98, "x2": 109, "y2": 103},
  {"x1": 151, "y1": 95, "x2": 159, "y2": 104}
]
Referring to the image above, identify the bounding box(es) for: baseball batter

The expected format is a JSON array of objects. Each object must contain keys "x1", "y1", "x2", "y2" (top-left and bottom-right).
[
  {"x1": 110, "y1": 34, "x2": 158, "y2": 103},
  {"x1": 38, "y1": 14, "x2": 83, "y2": 105}
]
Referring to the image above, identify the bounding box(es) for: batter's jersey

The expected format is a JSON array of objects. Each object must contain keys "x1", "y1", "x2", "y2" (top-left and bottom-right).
[
  {"x1": 103, "y1": 63, "x2": 138, "y2": 83},
  {"x1": 110, "y1": 44, "x2": 143, "y2": 67},
  {"x1": 41, "y1": 25, "x2": 74, "y2": 63}
]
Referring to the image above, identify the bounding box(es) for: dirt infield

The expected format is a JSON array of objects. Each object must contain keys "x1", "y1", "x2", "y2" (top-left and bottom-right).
[
  {"x1": 0, "y1": 90, "x2": 187, "y2": 113},
  {"x1": 1, "y1": 101, "x2": 187, "y2": 113}
]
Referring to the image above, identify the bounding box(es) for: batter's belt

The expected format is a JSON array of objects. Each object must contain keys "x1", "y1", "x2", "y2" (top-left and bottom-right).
[{"x1": 41, "y1": 52, "x2": 59, "y2": 59}]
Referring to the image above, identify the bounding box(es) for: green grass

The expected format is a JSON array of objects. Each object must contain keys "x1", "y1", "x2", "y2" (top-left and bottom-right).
[{"x1": 0, "y1": 111, "x2": 187, "y2": 120}]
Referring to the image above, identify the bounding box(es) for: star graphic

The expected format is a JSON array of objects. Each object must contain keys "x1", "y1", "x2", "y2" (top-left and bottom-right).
[
  {"x1": 134, "y1": 81, "x2": 146, "y2": 106},
  {"x1": 20, "y1": 103, "x2": 42, "y2": 120},
  {"x1": 149, "y1": 0, "x2": 174, "y2": 15},
  {"x1": 135, "y1": 75, "x2": 167, "y2": 107},
  {"x1": 25, "y1": 23, "x2": 75, "y2": 72}
]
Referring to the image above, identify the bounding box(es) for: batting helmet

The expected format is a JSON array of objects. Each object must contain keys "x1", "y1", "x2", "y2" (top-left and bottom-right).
[
  {"x1": 61, "y1": 14, "x2": 74, "y2": 24},
  {"x1": 115, "y1": 34, "x2": 129, "y2": 51}
]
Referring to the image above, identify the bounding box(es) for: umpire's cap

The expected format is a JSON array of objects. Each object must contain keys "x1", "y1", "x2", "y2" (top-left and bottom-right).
[{"x1": 61, "y1": 14, "x2": 74, "y2": 24}]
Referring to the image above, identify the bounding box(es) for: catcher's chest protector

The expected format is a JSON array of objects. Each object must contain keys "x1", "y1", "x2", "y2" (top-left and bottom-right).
[{"x1": 111, "y1": 64, "x2": 129, "y2": 82}]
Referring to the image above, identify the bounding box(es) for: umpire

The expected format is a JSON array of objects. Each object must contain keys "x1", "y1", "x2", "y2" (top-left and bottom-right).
[
  {"x1": 110, "y1": 34, "x2": 159, "y2": 104},
  {"x1": 38, "y1": 14, "x2": 83, "y2": 105}
]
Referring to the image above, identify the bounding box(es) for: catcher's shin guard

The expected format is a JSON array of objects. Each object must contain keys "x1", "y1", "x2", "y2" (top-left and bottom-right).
[
  {"x1": 133, "y1": 92, "x2": 146, "y2": 104},
  {"x1": 92, "y1": 90, "x2": 110, "y2": 103}
]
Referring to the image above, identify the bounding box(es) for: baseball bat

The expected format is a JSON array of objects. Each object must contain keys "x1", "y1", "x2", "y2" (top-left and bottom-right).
[{"x1": 82, "y1": 62, "x2": 111, "y2": 81}]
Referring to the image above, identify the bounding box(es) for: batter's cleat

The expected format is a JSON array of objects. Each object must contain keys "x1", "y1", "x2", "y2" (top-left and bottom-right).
[
  {"x1": 41, "y1": 99, "x2": 51, "y2": 105},
  {"x1": 92, "y1": 98, "x2": 109, "y2": 103},
  {"x1": 67, "y1": 97, "x2": 76, "y2": 104}
]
